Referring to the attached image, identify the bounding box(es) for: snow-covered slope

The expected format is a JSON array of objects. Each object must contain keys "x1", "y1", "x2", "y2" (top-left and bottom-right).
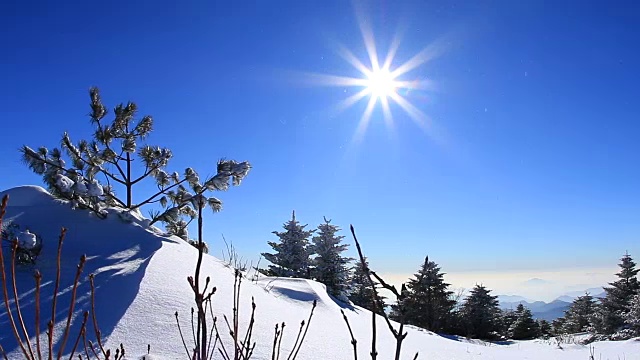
[{"x1": 1, "y1": 186, "x2": 639, "y2": 359}]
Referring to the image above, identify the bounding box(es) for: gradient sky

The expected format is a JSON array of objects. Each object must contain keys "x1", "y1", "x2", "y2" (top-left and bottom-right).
[{"x1": 1, "y1": 0, "x2": 639, "y2": 301}]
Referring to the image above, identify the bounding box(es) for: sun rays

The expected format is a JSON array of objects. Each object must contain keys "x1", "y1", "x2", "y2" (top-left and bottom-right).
[{"x1": 300, "y1": 6, "x2": 444, "y2": 145}]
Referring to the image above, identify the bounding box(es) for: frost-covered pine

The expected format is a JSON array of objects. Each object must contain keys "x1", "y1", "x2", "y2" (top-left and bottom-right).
[
  {"x1": 459, "y1": 284, "x2": 501, "y2": 340},
  {"x1": 261, "y1": 211, "x2": 314, "y2": 278},
  {"x1": 594, "y1": 252, "x2": 640, "y2": 335},
  {"x1": 390, "y1": 256, "x2": 455, "y2": 333},
  {"x1": 20, "y1": 87, "x2": 250, "y2": 228},
  {"x1": 310, "y1": 217, "x2": 352, "y2": 301},
  {"x1": 347, "y1": 256, "x2": 387, "y2": 315},
  {"x1": 623, "y1": 294, "x2": 640, "y2": 336},
  {"x1": 508, "y1": 304, "x2": 540, "y2": 340},
  {"x1": 561, "y1": 293, "x2": 596, "y2": 334}
]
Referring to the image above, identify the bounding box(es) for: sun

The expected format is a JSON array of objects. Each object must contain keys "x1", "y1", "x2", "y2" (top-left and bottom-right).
[
  {"x1": 366, "y1": 67, "x2": 397, "y2": 100},
  {"x1": 296, "y1": 6, "x2": 444, "y2": 144}
]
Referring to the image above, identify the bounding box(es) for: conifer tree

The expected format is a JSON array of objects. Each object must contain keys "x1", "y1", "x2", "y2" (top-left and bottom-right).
[
  {"x1": 261, "y1": 211, "x2": 314, "y2": 278},
  {"x1": 499, "y1": 308, "x2": 519, "y2": 338},
  {"x1": 509, "y1": 304, "x2": 540, "y2": 340},
  {"x1": 561, "y1": 293, "x2": 596, "y2": 334},
  {"x1": 623, "y1": 294, "x2": 640, "y2": 336},
  {"x1": 595, "y1": 253, "x2": 640, "y2": 334},
  {"x1": 310, "y1": 217, "x2": 352, "y2": 301},
  {"x1": 537, "y1": 319, "x2": 552, "y2": 338},
  {"x1": 460, "y1": 284, "x2": 501, "y2": 339},
  {"x1": 391, "y1": 256, "x2": 455, "y2": 332},
  {"x1": 19, "y1": 87, "x2": 251, "y2": 228},
  {"x1": 348, "y1": 256, "x2": 387, "y2": 314}
]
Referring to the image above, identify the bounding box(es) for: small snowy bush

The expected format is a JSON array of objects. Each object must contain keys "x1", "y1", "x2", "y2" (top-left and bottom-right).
[{"x1": 1, "y1": 221, "x2": 42, "y2": 264}]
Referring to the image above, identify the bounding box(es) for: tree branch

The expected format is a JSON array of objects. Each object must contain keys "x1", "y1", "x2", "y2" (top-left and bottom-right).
[{"x1": 130, "y1": 178, "x2": 187, "y2": 210}]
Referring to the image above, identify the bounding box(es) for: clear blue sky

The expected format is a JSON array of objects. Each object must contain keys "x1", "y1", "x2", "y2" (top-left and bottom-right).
[{"x1": 1, "y1": 0, "x2": 639, "y2": 294}]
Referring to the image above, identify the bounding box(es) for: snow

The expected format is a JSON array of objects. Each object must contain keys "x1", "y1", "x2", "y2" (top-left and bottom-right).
[
  {"x1": 16, "y1": 229, "x2": 37, "y2": 249},
  {"x1": 54, "y1": 174, "x2": 74, "y2": 193},
  {"x1": 1, "y1": 185, "x2": 639, "y2": 360},
  {"x1": 87, "y1": 179, "x2": 104, "y2": 196},
  {"x1": 73, "y1": 178, "x2": 88, "y2": 195}
]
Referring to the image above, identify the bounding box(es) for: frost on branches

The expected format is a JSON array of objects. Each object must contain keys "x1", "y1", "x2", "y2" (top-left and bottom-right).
[
  {"x1": 20, "y1": 87, "x2": 251, "y2": 238},
  {"x1": 261, "y1": 211, "x2": 314, "y2": 278},
  {"x1": 310, "y1": 217, "x2": 352, "y2": 302}
]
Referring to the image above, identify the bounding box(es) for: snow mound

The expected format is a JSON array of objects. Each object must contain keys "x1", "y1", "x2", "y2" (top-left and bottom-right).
[
  {"x1": 0, "y1": 185, "x2": 57, "y2": 206},
  {"x1": 257, "y1": 277, "x2": 346, "y2": 310}
]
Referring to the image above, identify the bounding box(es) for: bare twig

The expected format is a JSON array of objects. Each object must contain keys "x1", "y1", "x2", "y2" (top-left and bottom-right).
[
  {"x1": 68, "y1": 311, "x2": 89, "y2": 359},
  {"x1": 289, "y1": 300, "x2": 317, "y2": 360},
  {"x1": 175, "y1": 312, "x2": 192, "y2": 359},
  {"x1": 340, "y1": 309, "x2": 358, "y2": 360},
  {"x1": 349, "y1": 224, "x2": 413, "y2": 360},
  {"x1": 57, "y1": 255, "x2": 87, "y2": 358}
]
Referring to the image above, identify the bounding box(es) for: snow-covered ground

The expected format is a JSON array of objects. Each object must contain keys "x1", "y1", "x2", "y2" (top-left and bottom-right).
[{"x1": 1, "y1": 186, "x2": 639, "y2": 359}]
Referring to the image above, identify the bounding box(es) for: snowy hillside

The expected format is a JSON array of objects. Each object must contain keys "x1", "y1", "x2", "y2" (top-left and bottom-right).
[{"x1": 1, "y1": 186, "x2": 639, "y2": 360}]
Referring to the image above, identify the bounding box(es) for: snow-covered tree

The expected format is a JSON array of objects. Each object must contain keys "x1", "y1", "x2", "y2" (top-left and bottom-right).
[
  {"x1": 310, "y1": 217, "x2": 352, "y2": 301},
  {"x1": 537, "y1": 319, "x2": 552, "y2": 338},
  {"x1": 391, "y1": 256, "x2": 455, "y2": 333},
  {"x1": 623, "y1": 293, "x2": 640, "y2": 336},
  {"x1": 509, "y1": 304, "x2": 540, "y2": 340},
  {"x1": 261, "y1": 211, "x2": 314, "y2": 278},
  {"x1": 594, "y1": 253, "x2": 640, "y2": 334},
  {"x1": 20, "y1": 87, "x2": 250, "y2": 229},
  {"x1": 561, "y1": 293, "x2": 596, "y2": 334},
  {"x1": 460, "y1": 284, "x2": 501, "y2": 339},
  {"x1": 347, "y1": 256, "x2": 387, "y2": 314}
]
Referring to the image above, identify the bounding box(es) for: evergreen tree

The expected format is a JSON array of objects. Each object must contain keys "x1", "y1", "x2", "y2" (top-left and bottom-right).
[
  {"x1": 499, "y1": 308, "x2": 519, "y2": 338},
  {"x1": 460, "y1": 284, "x2": 501, "y2": 339},
  {"x1": 509, "y1": 304, "x2": 540, "y2": 340},
  {"x1": 310, "y1": 217, "x2": 353, "y2": 301},
  {"x1": 261, "y1": 211, "x2": 314, "y2": 278},
  {"x1": 623, "y1": 294, "x2": 640, "y2": 336},
  {"x1": 348, "y1": 256, "x2": 387, "y2": 315},
  {"x1": 561, "y1": 293, "x2": 596, "y2": 333},
  {"x1": 551, "y1": 317, "x2": 566, "y2": 336},
  {"x1": 537, "y1": 319, "x2": 552, "y2": 338},
  {"x1": 596, "y1": 253, "x2": 640, "y2": 334},
  {"x1": 19, "y1": 87, "x2": 251, "y2": 229},
  {"x1": 391, "y1": 256, "x2": 455, "y2": 332}
]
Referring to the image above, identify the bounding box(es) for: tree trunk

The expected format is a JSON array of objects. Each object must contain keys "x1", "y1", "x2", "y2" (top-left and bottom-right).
[{"x1": 126, "y1": 153, "x2": 132, "y2": 208}]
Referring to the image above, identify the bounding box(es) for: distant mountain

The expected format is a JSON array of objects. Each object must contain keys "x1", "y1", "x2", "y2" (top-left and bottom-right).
[
  {"x1": 497, "y1": 294, "x2": 533, "y2": 304},
  {"x1": 499, "y1": 298, "x2": 571, "y2": 321},
  {"x1": 522, "y1": 278, "x2": 553, "y2": 286},
  {"x1": 553, "y1": 287, "x2": 605, "y2": 302},
  {"x1": 496, "y1": 286, "x2": 607, "y2": 321}
]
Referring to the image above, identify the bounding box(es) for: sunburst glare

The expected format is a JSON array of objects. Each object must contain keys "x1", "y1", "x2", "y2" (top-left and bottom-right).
[{"x1": 299, "y1": 7, "x2": 445, "y2": 145}]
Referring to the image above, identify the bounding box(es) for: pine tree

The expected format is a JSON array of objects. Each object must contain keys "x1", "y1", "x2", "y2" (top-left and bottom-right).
[
  {"x1": 509, "y1": 304, "x2": 540, "y2": 340},
  {"x1": 391, "y1": 256, "x2": 455, "y2": 333},
  {"x1": 596, "y1": 253, "x2": 640, "y2": 334},
  {"x1": 261, "y1": 211, "x2": 314, "y2": 278},
  {"x1": 348, "y1": 256, "x2": 387, "y2": 315},
  {"x1": 499, "y1": 308, "x2": 519, "y2": 338},
  {"x1": 19, "y1": 87, "x2": 251, "y2": 228},
  {"x1": 310, "y1": 217, "x2": 353, "y2": 301},
  {"x1": 537, "y1": 319, "x2": 552, "y2": 338},
  {"x1": 460, "y1": 284, "x2": 501, "y2": 339},
  {"x1": 561, "y1": 293, "x2": 596, "y2": 333},
  {"x1": 623, "y1": 294, "x2": 640, "y2": 336}
]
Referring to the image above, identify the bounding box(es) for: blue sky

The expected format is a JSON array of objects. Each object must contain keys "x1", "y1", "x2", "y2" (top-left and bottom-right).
[{"x1": 2, "y1": 0, "x2": 639, "y2": 299}]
